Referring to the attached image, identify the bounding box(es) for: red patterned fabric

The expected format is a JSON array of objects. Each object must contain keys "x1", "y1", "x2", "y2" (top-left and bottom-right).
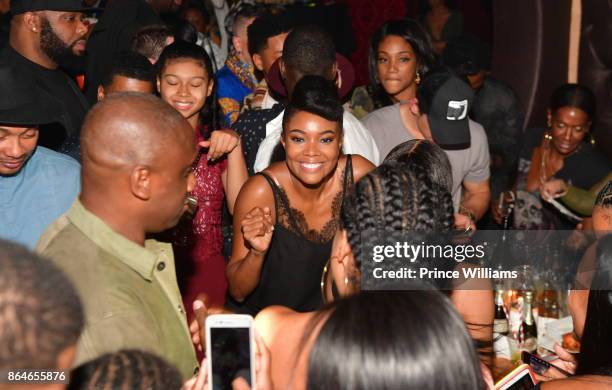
[
  {"x1": 346, "y1": 0, "x2": 407, "y2": 86},
  {"x1": 176, "y1": 129, "x2": 228, "y2": 321}
]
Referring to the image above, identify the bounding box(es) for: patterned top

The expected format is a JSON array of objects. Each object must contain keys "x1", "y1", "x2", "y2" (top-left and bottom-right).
[
  {"x1": 232, "y1": 103, "x2": 285, "y2": 176},
  {"x1": 174, "y1": 129, "x2": 229, "y2": 308},
  {"x1": 216, "y1": 48, "x2": 257, "y2": 127}
]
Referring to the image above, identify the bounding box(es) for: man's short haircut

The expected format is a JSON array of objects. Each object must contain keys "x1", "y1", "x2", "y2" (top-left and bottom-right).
[
  {"x1": 595, "y1": 181, "x2": 612, "y2": 209},
  {"x1": 182, "y1": 3, "x2": 211, "y2": 26},
  {"x1": 282, "y1": 24, "x2": 335, "y2": 76},
  {"x1": 247, "y1": 11, "x2": 292, "y2": 56},
  {"x1": 101, "y1": 51, "x2": 155, "y2": 88},
  {"x1": 0, "y1": 240, "x2": 84, "y2": 370},
  {"x1": 132, "y1": 24, "x2": 173, "y2": 62},
  {"x1": 226, "y1": 3, "x2": 265, "y2": 36}
]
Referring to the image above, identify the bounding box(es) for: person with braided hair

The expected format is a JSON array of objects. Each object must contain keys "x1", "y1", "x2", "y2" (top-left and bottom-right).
[
  {"x1": 254, "y1": 158, "x2": 494, "y2": 389},
  {"x1": 68, "y1": 350, "x2": 183, "y2": 390},
  {"x1": 0, "y1": 239, "x2": 84, "y2": 383},
  {"x1": 384, "y1": 138, "x2": 454, "y2": 193},
  {"x1": 592, "y1": 181, "x2": 612, "y2": 232}
]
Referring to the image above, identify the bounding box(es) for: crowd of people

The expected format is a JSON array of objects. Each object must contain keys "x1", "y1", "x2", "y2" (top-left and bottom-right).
[{"x1": 0, "y1": 0, "x2": 611, "y2": 389}]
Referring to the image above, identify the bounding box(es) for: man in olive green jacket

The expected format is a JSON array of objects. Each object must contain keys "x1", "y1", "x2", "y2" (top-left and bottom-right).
[{"x1": 37, "y1": 93, "x2": 199, "y2": 380}]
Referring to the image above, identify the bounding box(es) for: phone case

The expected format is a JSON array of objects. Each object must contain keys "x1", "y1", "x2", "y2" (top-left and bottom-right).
[{"x1": 495, "y1": 364, "x2": 536, "y2": 390}]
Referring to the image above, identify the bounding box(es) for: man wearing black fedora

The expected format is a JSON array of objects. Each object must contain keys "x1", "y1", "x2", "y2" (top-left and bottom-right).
[
  {"x1": 0, "y1": 0, "x2": 96, "y2": 160},
  {"x1": 0, "y1": 65, "x2": 80, "y2": 249}
]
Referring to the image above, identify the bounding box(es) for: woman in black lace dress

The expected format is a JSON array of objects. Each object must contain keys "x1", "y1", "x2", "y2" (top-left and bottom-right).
[{"x1": 225, "y1": 76, "x2": 374, "y2": 316}]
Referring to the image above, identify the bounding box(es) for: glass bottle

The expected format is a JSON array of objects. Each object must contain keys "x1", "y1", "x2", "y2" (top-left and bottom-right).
[
  {"x1": 509, "y1": 265, "x2": 535, "y2": 338},
  {"x1": 540, "y1": 283, "x2": 560, "y2": 319},
  {"x1": 520, "y1": 290, "x2": 538, "y2": 353},
  {"x1": 494, "y1": 288, "x2": 509, "y2": 336}
]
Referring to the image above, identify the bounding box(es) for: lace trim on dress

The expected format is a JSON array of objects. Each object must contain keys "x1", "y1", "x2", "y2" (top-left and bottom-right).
[
  {"x1": 261, "y1": 155, "x2": 353, "y2": 244},
  {"x1": 275, "y1": 187, "x2": 344, "y2": 244}
]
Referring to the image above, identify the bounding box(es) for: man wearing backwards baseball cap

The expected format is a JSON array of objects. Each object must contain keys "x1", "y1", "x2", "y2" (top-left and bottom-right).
[
  {"x1": 415, "y1": 70, "x2": 491, "y2": 232},
  {"x1": 0, "y1": 0, "x2": 94, "y2": 160},
  {"x1": 0, "y1": 65, "x2": 80, "y2": 249}
]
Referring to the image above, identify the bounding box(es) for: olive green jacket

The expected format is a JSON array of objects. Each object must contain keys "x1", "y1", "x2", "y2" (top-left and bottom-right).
[{"x1": 37, "y1": 201, "x2": 198, "y2": 380}]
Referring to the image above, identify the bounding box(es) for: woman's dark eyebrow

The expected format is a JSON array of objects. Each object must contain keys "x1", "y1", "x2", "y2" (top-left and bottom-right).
[{"x1": 288, "y1": 129, "x2": 306, "y2": 134}]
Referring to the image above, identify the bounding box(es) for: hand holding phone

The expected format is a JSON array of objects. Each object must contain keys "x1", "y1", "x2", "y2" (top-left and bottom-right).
[
  {"x1": 206, "y1": 314, "x2": 256, "y2": 390},
  {"x1": 525, "y1": 344, "x2": 577, "y2": 382},
  {"x1": 522, "y1": 351, "x2": 573, "y2": 378},
  {"x1": 190, "y1": 296, "x2": 232, "y2": 352},
  {"x1": 494, "y1": 364, "x2": 535, "y2": 390}
]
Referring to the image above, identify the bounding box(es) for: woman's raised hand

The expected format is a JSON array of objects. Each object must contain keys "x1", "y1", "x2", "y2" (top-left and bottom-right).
[
  {"x1": 199, "y1": 129, "x2": 241, "y2": 161},
  {"x1": 241, "y1": 207, "x2": 274, "y2": 255},
  {"x1": 540, "y1": 178, "x2": 568, "y2": 202}
]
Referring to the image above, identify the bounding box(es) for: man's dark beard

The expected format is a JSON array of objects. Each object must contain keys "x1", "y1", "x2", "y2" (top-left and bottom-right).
[{"x1": 39, "y1": 18, "x2": 81, "y2": 67}]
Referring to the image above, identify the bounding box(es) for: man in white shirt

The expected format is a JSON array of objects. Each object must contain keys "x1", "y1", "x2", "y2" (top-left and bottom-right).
[{"x1": 232, "y1": 24, "x2": 379, "y2": 174}]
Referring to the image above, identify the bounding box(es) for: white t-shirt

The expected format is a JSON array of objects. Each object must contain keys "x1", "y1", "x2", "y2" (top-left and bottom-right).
[{"x1": 253, "y1": 95, "x2": 380, "y2": 173}]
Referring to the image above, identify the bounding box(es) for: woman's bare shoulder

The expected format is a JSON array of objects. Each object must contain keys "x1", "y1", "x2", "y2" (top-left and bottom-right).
[
  {"x1": 255, "y1": 306, "x2": 315, "y2": 342},
  {"x1": 349, "y1": 154, "x2": 376, "y2": 182}
]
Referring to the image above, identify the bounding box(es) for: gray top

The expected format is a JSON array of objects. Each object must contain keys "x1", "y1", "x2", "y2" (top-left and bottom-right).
[{"x1": 362, "y1": 103, "x2": 490, "y2": 211}]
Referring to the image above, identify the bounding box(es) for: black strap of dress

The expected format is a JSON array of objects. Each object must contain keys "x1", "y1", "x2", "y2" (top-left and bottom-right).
[{"x1": 258, "y1": 155, "x2": 354, "y2": 241}]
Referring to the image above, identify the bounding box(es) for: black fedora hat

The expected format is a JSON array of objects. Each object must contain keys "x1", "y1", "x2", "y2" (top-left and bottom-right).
[
  {"x1": 12, "y1": 0, "x2": 101, "y2": 15},
  {"x1": 0, "y1": 66, "x2": 59, "y2": 126}
]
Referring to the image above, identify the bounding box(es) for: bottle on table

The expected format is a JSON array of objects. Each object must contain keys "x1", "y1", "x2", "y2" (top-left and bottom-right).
[
  {"x1": 519, "y1": 290, "x2": 538, "y2": 353},
  {"x1": 494, "y1": 288, "x2": 509, "y2": 337},
  {"x1": 539, "y1": 281, "x2": 560, "y2": 319}
]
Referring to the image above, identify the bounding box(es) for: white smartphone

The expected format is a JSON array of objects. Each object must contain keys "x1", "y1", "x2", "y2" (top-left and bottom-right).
[
  {"x1": 495, "y1": 364, "x2": 536, "y2": 390},
  {"x1": 205, "y1": 314, "x2": 255, "y2": 390}
]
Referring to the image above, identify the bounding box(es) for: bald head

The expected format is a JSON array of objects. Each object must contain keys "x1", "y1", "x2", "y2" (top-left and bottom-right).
[
  {"x1": 81, "y1": 93, "x2": 193, "y2": 171},
  {"x1": 79, "y1": 93, "x2": 197, "y2": 240}
]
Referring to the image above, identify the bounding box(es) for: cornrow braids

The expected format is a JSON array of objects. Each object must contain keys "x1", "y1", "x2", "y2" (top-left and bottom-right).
[
  {"x1": 341, "y1": 162, "x2": 454, "y2": 270},
  {"x1": 68, "y1": 349, "x2": 183, "y2": 390},
  {"x1": 595, "y1": 181, "x2": 612, "y2": 209},
  {"x1": 0, "y1": 240, "x2": 84, "y2": 370},
  {"x1": 384, "y1": 139, "x2": 453, "y2": 193}
]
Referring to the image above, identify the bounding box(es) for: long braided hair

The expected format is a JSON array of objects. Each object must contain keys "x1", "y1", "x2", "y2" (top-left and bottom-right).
[
  {"x1": 341, "y1": 162, "x2": 454, "y2": 271},
  {"x1": 68, "y1": 349, "x2": 183, "y2": 390}
]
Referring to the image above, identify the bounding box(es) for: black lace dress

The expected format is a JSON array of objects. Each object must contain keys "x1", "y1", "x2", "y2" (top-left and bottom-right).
[{"x1": 227, "y1": 156, "x2": 354, "y2": 316}]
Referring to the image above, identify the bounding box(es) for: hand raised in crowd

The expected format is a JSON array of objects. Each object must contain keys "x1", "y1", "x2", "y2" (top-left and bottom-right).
[
  {"x1": 454, "y1": 213, "x2": 476, "y2": 234},
  {"x1": 491, "y1": 191, "x2": 515, "y2": 225},
  {"x1": 534, "y1": 343, "x2": 577, "y2": 381},
  {"x1": 199, "y1": 129, "x2": 241, "y2": 162},
  {"x1": 241, "y1": 207, "x2": 274, "y2": 255},
  {"x1": 189, "y1": 295, "x2": 232, "y2": 352},
  {"x1": 541, "y1": 179, "x2": 568, "y2": 202},
  {"x1": 181, "y1": 332, "x2": 274, "y2": 390}
]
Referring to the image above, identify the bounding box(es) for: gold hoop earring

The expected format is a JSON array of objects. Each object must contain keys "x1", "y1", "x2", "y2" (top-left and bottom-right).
[
  {"x1": 589, "y1": 133, "x2": 596, "y2": 145},
  {"x1": 415, "y1": 71, "x2": 421, "y2": 85}
]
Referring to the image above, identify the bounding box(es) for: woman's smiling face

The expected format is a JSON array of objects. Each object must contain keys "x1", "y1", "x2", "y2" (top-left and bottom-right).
[
  {"x1": 158, "y1": 59, "x2": 213, "y2": 124},
  {"x1": 281, "y1": 110, "x2": 342, "y2": 187}
]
